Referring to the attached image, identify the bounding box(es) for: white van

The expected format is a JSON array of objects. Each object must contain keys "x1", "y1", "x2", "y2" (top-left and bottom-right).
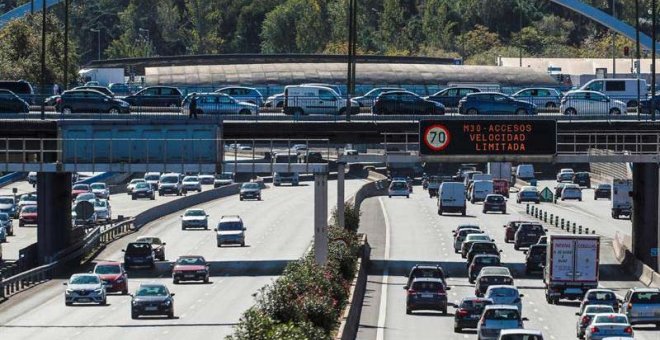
[
  {"x1": 283, "y1": 85, "x2": 359, "y2": 115},
  {"x1": 470, "y1": 180, "x2": 494, "y2": 203},
  {"x1": 579, "y1": 78, "x2": 648, "y2": 107},
  {"x1": 516, "y1": 164, "x2": 535, "y2": 180},
  {"x1": 437, "y1": 182, "x2": 466, "y2": 216}
]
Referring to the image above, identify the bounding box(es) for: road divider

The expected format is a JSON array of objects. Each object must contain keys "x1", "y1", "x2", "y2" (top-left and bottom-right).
[{"x1": 613, "y1": 231, "x2": 660, "y2": 288}]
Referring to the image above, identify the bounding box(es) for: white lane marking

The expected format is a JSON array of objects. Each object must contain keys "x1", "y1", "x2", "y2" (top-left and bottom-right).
[{"x1": 376, "y1": 197, "x2": 391, "y2": 340}]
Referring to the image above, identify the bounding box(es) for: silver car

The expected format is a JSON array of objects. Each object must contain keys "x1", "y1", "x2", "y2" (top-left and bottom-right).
[
  {"x1": 477, "y1": 305, "x2": 525, "y2": 340},
  {"x1": 484, "y1": 285, "x2": 524, "y2": 314},
  {"x1": 453, "y1": 228, "x2": 482, "y2": 253},
  {"x1": 215, "y1": 86, "x2": 264, "y2": 107},
  {"x1": 183, "y1": 93, "x2": 258, "y2": 115},
  {"x1": 0, "y1": 212, "x2": 13, "y2": 236},
  {"x1": 64, "y1": 273, "x2": 107, "y2": 305},
  {"x1": 182, "y1": 176, "x2": 202, "y2": 193},
  {"x1": 94, "y1": 199, "x2": 112, "y2": 222},
  {"x1": 619, "y1": 287, "x2": 660, "y2": 326},
  {"x1": 215, "y1": 215, "x2": 246, "y2": 247},
  {"x1": 584, "y1": 313, "x2": 633, "y2": 340},
  {"x1": 90, "y1": 182, "x2": 109, "y2": 199},
  {"x1": 511, "y1": 88, "x2": 562, "y2": 108},
  {"x1": 181, "y1": 208, "x2": 209, "y2": 230},
  {"x1": 0, "y1": 195, "x2": 18, "y2": 218}
]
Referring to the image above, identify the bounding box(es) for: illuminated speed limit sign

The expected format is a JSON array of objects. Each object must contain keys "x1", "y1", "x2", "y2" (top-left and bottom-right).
[{"x1": 423, "y1": 124, "x2": 451, "y2": 151}]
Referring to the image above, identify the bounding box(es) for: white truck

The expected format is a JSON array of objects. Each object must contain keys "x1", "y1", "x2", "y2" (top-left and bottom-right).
[
  {"x1": 487, "y1": 162, "x2": 512, "y2": 181},
  {"x1": 611, "y1": 179, "x2": 632, "y2": 219},
  {"x1": 78, "y1": 68, "x2": 125, "y2": 87},
  {"x1": 544, "y1": 235, "x2": 600, "y2": 304}
]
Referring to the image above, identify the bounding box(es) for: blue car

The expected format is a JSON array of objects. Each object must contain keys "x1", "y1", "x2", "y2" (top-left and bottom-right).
[{"x1": 458, "y1": 92, "x2": 537, "y2": 115}]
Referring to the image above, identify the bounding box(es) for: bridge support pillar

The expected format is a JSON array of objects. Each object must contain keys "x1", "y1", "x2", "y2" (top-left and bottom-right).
[
  {"x1": 337, "y1": 162, "x2": 346, "y2": 229},
  {"x1": 632, "y1": 163, "x2": 659, "y2": 271},
  {"x1": 314, "y1": 172, "x2": 328, "y2": 265},
  {"x1": 36, "y1": 172, "x2": 72, "y2": 264}
]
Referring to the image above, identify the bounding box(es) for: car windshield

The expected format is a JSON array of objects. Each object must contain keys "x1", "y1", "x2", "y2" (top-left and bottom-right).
[
  {"x1": 72, "y1": 184, "x2": 89, "y2": 190},
  {"x1": 585, "y1": 306, "x2": 614, "y2": 314},
  {"x1": 22, "y1": 206, "x2": 37, "y2": 213},
  {"x1": 391, "y1": 182, "x2": 407, "y2": 190},
  {"x1": 630, "y1": 291, "x2": 660, "y2": 303},
  {"x1": 587, "y1": 291, "x2": 615, "y2": 301},
  {"x1": 218, "y1": 221, "x2": 243, "y2": 231},
  {"x1": 476, "y1": 257, "x2": 499, "y2": 265},
  {"x1": 467, "y1": 235, "x2": 491, "y2": 242},
  {"x1": 90, "y1": 183, "x2": 105, "y2": 190},
  {"x1": 183, "y1": 177, "x2": 198, "y2": 182},
  {"x1": 486, "y1": 196, "x2": 504, "y2": 202},
  {"x1": 176, "y1": 257, "x2": 205, "y2": 265},
  {"x1": 144, "y1": 175, "x2": 160, "y2": 181},
  {"x1": 185, "y1": 210, "x2": 205, "y2": 216},
  {"x1": 593, "y1": 315, "x2": 628, "y2": 324},
  {"x1": 411, "y1": 268, "x2": 443, "y2": 279},
  {"x1": 95, "y1": 264, "x2": 121, "y2": 274},
  {"x1": 136, "y1": 285, "x2": 168, "y2": 297},
  {"x1": 126, "y1": 243, "x2": 151, "y2": 254},
  {"x1": 160, "y1": 176, "x2": 178, "y2": 183},
  {"x1": 411, "y1": 281, "x2": 444, "y2": 292},
  {"x1": 0, "y1": 197, "x2": 13, "y2": 204},
  {"x1": 472, "y1": 243, "x2": 496, "y2": 251},
  {"x1": 484, "y1": 309, "x2": 520, "y2": 320},
  {"x1": 130, "y1": 179, "x2": 145, "y2": 184},
  {"x1": 135, "y1": 182, "x2": 149, "y2": 189},
  {"x1": 94, "y1": 200, "x2": 106, "y2": 207},
  {"x1": 460, "y1": 299, "x2": 492, "y2": 311},
  {"x1": 488, "y1": 288, "x2": 517, "y2": 297},
  {"x1": 500, "y1": 335, "x2": 543, "y2": 340},
  {"x1": 242, "y1": 183, "x2": 259, "y2": 189},
  {"x1": 70, "y1": 275, "x2": 100, "y2": 285},
  {"x1": 217, "y1": 173, "x2": 233, "y2": 179}
]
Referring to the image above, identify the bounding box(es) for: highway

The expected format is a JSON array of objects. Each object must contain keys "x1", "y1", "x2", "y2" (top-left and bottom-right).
[
  {"x1": 0, "y1": 179, "x2": 364, "y2": 340},
  {"x1": 357, "y1": 186, "x2": 658, "y2": 340}
]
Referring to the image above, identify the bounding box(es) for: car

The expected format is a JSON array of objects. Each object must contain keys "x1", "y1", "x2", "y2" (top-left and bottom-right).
[
  {"x1": 470, "y1": 180, "x2": 494, "y2": 203},
  {"x1": 181, "y1": 208, "x2": 209, "y2": 230},
  {"x1": 108, "y1": 83, "x2": 131, "y2": 96},
  {"x1": 579, "y1": 289, "x2": 621, "y2": 314},
  {"x1": 560, "y1": 90, "x2": 627, "y2": 115},
  {"x1": 127, "y1": 179, "x2": 146, "y2": 194},
  {"x1": 181, "y1": 176, "x2": 202, "y2": 193},
  {"x1": 72, "y1": 85, "x2": 115, "y2": 97},
  {"x1": 462, "y1": 234, "x2": 495, "y2": 259},
  {"x1": 283, "y1": 84, "x2": 358, "y2": 115},
  {"x1": 64, "y1": 273, "x2": 106, "y2": 306},
  {"x1": 93, "y1": 261, "x2": 128, "y2": 295},
  {"x1": 298, "y1": 151, "x2": 324, "y2": 163},
  {"x1": 453, "y1": 223, "x2": 481, "y2": 237},
  {"x1": 372, "y1": 90, "x2": 445, "y2": 115},
  {"x1": 131, "y1": 182, "x2": 155, "y2": 200},
  {"x1": 483, "y1": 194, "x2": 506, "y2": 214},
  {"x1": 554, "y1": 182, "x2": 566, "y2": 202},
  {"x1": 536, "y1": 235, "x2": 548, "y2": 245},
  {"x1": 493, "y1": 179, "x2": 510, "y2": 198},
  {"x1": 172, "y1": 255, "x2": 210, "y2": 284},
  {"x1": 135, "y1": 236, "x2": 166, "y2": 261},
  {"x1": 524, "y1": 244, "x2": 546, "y2": 274},
  {"x1": 467, "y1": 241, "x2": 501, "y2": 264},
  {"x1": 458, "y1": 92, "x2": 537, "y2": 115},
  {"x1": 18, "y1": 193, "x2": 37, "y2": 208},
  {"x1": 52, "y1": 89, "x2": 130, "y2": 114},
  {"x1": 484, "y1": 285, "x2": 524, "y2": 313},
  {"x1": 0, "y1": 195, "x2": 18, "y2": 218},
  {"x1": 0, "y1": 80, "x2": 34, "y2": 104},
  {"x1": 454, "y1": 297, "x2": 494, "y2": 333},
  {"x1": 594, "y1": 184, "x2": 612, "y2": 200},
  {"x1": 618, "y1": 287, "x2": 660, "y2": 326},
  {"x1": 182, "y1": 92, "x2": 258, "y2": 115},
  {"x1": 513, "y1": 223, "x2": 546, "y2": 250},
  {"x1": 143, "y1": 172, "x2": 161, "y2": 189},
  {"x1": 573, "y1": 172, "x2": 591, "y2": 188},
  {"x1": 475, "y1": 267, "x2": 514, "y2": 297},
  {"x1": 122, "y1": 86, "x2": 183, "y2": 107},
  {"x1": 158, "y1": 173, "x2": 182, "y2": 196},
  {"x1": 0, "y1": 213, "x2": 13, "y2": 236},
  {"x1": 388, "y1": 180, "x2": 410, "y2": 198},
  {"x1": 557, "y1": 168, "x2": 575, "y2": 182},
  {"x1": 561, "y1": 184, "x2": 582, "y2": 201},
  {"x1": 576, "y1": 305, "x2": 616, "y2": 339},
  {"x1": 405, "y1": 264, "x2": 448, "y2": 289},
  {"x1": 215, "y1": 215, "x2": 246, "y2": 247},
  {"x1": 584, "y1": 313, "x2": 633, "y2": 340},
  {"x1": 94, "y1": 199, "x2": 112, "y2": 222},
  {"x1": 0, "y1": 89, "x2": 29, "y2": 113},
  {"x1": 477, "y1": 305, "x2": 525, "y2": 340},
  {"x1": 215, "y1": 86, "x2": 264, "y2": 106},
  {"x1": 122, "y1": 242, "x2": 155, "y2": 269},
  {"x1": 353, "y1": 87, "x2": 404, "y2": 107},
  {"x1": 511, "y1": 87, "x2": 562, "y2": 108},
  {"x1": 19, "y1": 205, "x2": 37, "y2": 227},
  {"x1": 0, "y1": 226, "x2": 6, "y2": 243},
  {"x1": 130, "y1": 283, "x2": 175, "y2": 319},
  {"x1": 405, "y1": 277, "x2": 448, "y2": 315},
  {"x1": 90, "y1": 182, "x2": 110, "y2": 199},
  {"x1": 498, "y1": 329, "x2": 544, "y2": 340},
  {"x1": 273, "y1": 172, "x2": 299, "y2": 186},
  {"x1": 517, "y1": 186, "x2": 539, "y2": 204},
  {"x1": 425, "y1": 86, "x2": 481, "y2": 107},
  {"x1": 27, "y1": 171, "x2": 37, "y2": 185},
  {"x1": 240, "y1": 182, "x2": 262, "y2": 201},
  {"x1": 503, "y1": 221, "x2": 528, "y2": 243},
  {"x1": 213, "y1": 172, "x2": 234, "y2": 188},
  {"x1": 71, "y1": 183, "x2": 92, "y2": 199},
  {"x1": 469, "y1": 255, "x2": 501, "y2": 283},
  {"x1": 198, "y1": 173, "x2": 215, "y2": 185},
  {"x1": 73, "y1": 192, "x2": 97, "y2": 205},
  {"x1": 454, "y1": 227, "x2": 483, "y2": 253}
]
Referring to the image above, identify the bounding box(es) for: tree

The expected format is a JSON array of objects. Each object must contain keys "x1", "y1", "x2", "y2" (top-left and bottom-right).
[
  {"x1": 421, "y1": 0, "x2": 456, "y2": 51},
  {"x1": 456, "y1": 25, "x2": 501, "y2": 58},
  {"x1": 181, "y1": 0, "x2": 224, "y2": 54},
  {"x1": 260, "y1": 0, "x2": 331, "y2": 53}
]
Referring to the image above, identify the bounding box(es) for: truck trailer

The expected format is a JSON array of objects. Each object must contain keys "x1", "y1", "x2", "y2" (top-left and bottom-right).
[{"x1": 544, "y1": 234, "x2": 600, "y2": 304}]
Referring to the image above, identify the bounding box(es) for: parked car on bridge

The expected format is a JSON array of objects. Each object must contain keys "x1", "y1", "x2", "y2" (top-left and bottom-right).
[
  {"x1": 64, "y1": 273, "x2": 106, "y2": 306},
  {"x1": 511, "y1": 87, "x2": 562, "y2": 108},
  {"x1": 0, "y1": 80, "x2": 34, "y2": 104},
  {"x1": 52, "y1": 89, "x2": 130, "y2": 114},
  {"x1": 425, "y1": 86, "x2": 481, "y2": 107},
  {"x1": 458, "y1": 92, "x2": 537, "y2": 115},
  {"x1": 373, "y1": 90, "x2": 445, "y2": 115},
  {"x1": 283, "y1": 85, "x2": 358, "y2": 115},
  {"x1": 182, "y1": 93, "x2": 258, "y2": 115},
  {"x1": 122, "y1": 86, "x2": 183, "y2": 107},
  {"x1": 215, "y1": 86, "x2": 264, "y2": 106},
  {"x1": 353, "y1": 87, "x2": 404, "y2": 107},
  {"x1": 72, "y1": 85, "x2": 115, "y2": 97},
  {"x1": 130, "y1": 283, "x2": 175, "y2": 319},
  {"x1": 560, "y1": 90, "x2": 627, "y2": 115},
  {"x1": 0, "y1": 89, "x2": 29, "y2": 113},
  {"x1": 264, "y1": 93, "x2": 284, "y2": 108}
]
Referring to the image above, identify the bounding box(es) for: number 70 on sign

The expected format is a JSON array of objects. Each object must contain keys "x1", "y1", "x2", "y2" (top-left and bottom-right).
[{"x1": 423, "y1": 124, "x2": 451, "y2": 151}]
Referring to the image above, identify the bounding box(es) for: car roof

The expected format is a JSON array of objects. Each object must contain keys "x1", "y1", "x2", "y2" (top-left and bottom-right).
[
  {"x1": 411, "y1": 277, "x2": 444, "y2": 283},
  {"x1": 461, "y1": 296, "x2": 494, "y2": 303},
  {"x1": 520, "y1": 186, "x2": 538, "y2": 191},
  {"x1": 499, "y1": 329, "x2": 543, "y2": 335},
  {"x1": 137, "y1": 235, "x2": 160, "y2": 240},
  {"x1": 486, "y1": 284, "x2": 518, "y2": 291},
  {"x1": 629, "y1": 287, "x2": 660, "y2": 292},
  {"x1": 412, "y1": 264, "x2": 443, "y2": 270},
  {"x1": 95, "y1": 261, "x2": 121, "y2": 266},
  {"x1": 219, "y1": 215, "x2": 242, "y2": 222},
  {"x1": 480, "y1": 267, "x2": 511, "y2": 275},
  {"x1": 483, "y1": 304, "x2": 519, "y2": 311}
]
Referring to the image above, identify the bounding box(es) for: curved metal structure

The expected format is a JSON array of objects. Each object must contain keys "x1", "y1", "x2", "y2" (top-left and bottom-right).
[{"x1": 0, "y1": 0, "x2": 61, "y2": 27}]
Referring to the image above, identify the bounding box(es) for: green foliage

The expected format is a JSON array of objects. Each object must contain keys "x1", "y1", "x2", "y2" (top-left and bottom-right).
[{"x1": 456, "y1": 25, "x2": 501, "y2": 58}]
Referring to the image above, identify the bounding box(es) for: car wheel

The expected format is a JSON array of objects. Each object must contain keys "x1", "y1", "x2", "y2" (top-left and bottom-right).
[
  {"x1": 609, "y1": 107, "x2": 622, "y2": 115},
  {"x1": 109, "y1": 107, "x2": 120, "y2": 114},
  {"x1": 240, "y1": 197, "x2": 244, "y2": 201},
  {"x1": 150, "y1": 195, "x2": 155, "y2": 200},
  {"x1": 19, "y1": 221, "x2": 24, "y2": 227},
  {"x1": 173, "y1": 278, "x2": 179, "y2": 284},
  {"x1": 514, "y1": 245, "x2": 519, "y2": 250},
  {"x1": 564, "y1": 107, "x2": 577, "y2": 115},
  {"x1": 100, "y1": 297, "x2": 107, "y2": 305},
  {"x1": 515, "y1": 108, "x2": 528, "y2": 115},
  {"x1": 454, "y1": 325, "x2": 461, "y2": 333},
  {"x1": 122, "y1": 289, "x2": 128, "y2": 295},
  {"x1": 241, "y1": 241, "x2": 246, "y2": 247},
  {"x1": 168, "y1": 311, "x2": 174, "y2": 319},
  {"x1": 461, "y1": 209, "x2": 466, "y2": 216},
  {"x1": 442, "y1": 307, "x2": 447, "y2": 315},
  {"x1": 168, "y1": 103, "x2": 177, "y2": 108},
  {"x1": 131, "y1": 195, "x2": 136, "y2": 200},
  {"x1": 406, "y1": 195, "x2": 409, "y2": 198},
  {"x1": 204, "y1": 276, "x2": 209, "y2": 284},
  {"x1": 65, "y1": 301, "x2": 72, "y2": 306},
  {"x1": 466, "y1": 108, "x2": 478, "y2": 115},
  {"x1": 437, "y1": 209, "x2": 442, "y2": 215},
  {"x1": 406, "y1": 308, "x2": 412, "y2": 315},
  {"x1": 239, "y1": 109, "x2": 251, "y2": 115},
  {"x1": 257, "y1": 196, "x2": 261, "y2": 201},
  {"x1": 217, "y1": 242, "x2": 221, "y2": 247},
  {"x1": 502, "y1": 209, "x2": 506, "y2": 214},
  {"x1": 131, "y1": 312, "x2": 139, "y2": 319}
]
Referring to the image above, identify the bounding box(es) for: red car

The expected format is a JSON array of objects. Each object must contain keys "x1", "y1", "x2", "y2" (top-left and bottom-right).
[
  {"x1": 19, "y1": 205, "x2": 37, "y2": 227},
  {"x1": 172, "y1": 255, "x2": 209, "y2": 284},
  {"x1": 493, "y1": 179, "x2": 510, "y2": 198},
  {"x1": 93, "y1": 261, "x2": 128, "y2": 294},
  {"x1": 503, "y1": 221, "x2": 529, "y2": 243},
  {"x1": 71, "y1": 183, "x2": 92, "y2": 199}
]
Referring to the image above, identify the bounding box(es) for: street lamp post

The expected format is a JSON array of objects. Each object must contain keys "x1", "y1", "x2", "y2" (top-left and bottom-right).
[
  {"x1": 652, "y1": 0, "x2": 657, "y2": 121},
  {"x1": 90, "y1": 28, "x2": 100, "y2": 60},
  {"x1": 345, "y1": 0, "x2": 357, "y2": 121},
  {"x1": 611, "y1": 0, "x2": 617, "y2": 77},
  {"x1": 64, "y1": 0, "x2": 69, "y2": 89},
  {"x1": 39, "y1": 0, "x2": 46, "y2": 120},
  {"x1": 635, "y1": 0, "x2": 641, "y2": 118}
]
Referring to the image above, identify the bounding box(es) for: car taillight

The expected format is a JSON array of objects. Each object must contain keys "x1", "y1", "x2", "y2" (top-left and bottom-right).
[
  {"x1": 581, "y1": 315, "x2": 590, "y2": 325},
  {"x1": 624, "y1": 326, "x2": 633, "y2": 334},
  {"x1": 628, "y1": 303, "x2": 632, "y2": 309},
  {"x1": 437, "y1": 290, "x2": 446, "y2": 296},
  {"x1": 407, "y1": 289, "x2": 416, "y2": 296},
  {"x1": 457, "y1": 309, "x2": 469, "y2": 317},
  {"x1": 590, "y1": 326, "x2": 599, "y2": 333},
  {"x1": 56, "y1": 97, "x2": 62, "y2": 104}
]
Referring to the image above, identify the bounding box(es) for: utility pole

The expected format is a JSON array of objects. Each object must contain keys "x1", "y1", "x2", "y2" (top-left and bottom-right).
[
  {"x1": 652, "y1": 0, "x2": 657, "y2": 121},
  {"x1": 635, "y1": 0, "x2": 641, "y2": 118},
  {"x1": 63, "y1": 0, "x2": 69, "y2": 89},
  {"x1": 90, "y1": 28, "x2": 101, "y2": 60},
  {"x1": 346, "y1": 0, "x2": 355, "y2": 121},
  {"x1": 39, "y1": 0, "x2": 46, "y2": 120},
  {"x1": 611, "y1": 0, "x2": 616, "y2": 77}
]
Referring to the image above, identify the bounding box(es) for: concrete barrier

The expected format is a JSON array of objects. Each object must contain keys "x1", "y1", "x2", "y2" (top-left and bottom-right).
[
  {"x1": 613, "y1": 231, "x2": 659, "y2": 288},
  {"x1": 335, "y1": 234, "x2": 371, "y2": 340}
]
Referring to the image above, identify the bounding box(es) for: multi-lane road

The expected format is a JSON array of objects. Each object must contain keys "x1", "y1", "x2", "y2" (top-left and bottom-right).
[
  {"x1": 357, "y1": 184, "x2": 657, "y2": 340},
  {"x1": 0, "y1": 178, "x2": 364, "y2": 340}
]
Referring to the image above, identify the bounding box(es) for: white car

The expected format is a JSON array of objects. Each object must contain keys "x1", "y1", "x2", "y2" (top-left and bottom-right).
[
  {"x1": 561, "y1": 184, "x2": 582, "y2": 201},
  {"x1": 18, "y1": 193, "x2": 37, "y2": 209},
  {"x1": 198, "y1": 173, "x2": 215, "y2": 185},
  {"x1": 484, "y1": 285, "x2": 524, "y2": 314},
  {"x1": 576, "y1": 305, "x2": 615, "y2": 339},
  {"x1": 94, "y1": 199, "x2": 111, "y2": 222},
  {"x1": 477, "y1": 305, "x2": 525, "y2": 340},
  {"x1": 388, "y1": 180, "x2": 410, "y2": 198},
  {"x1": 498, "y1": 329, "x2": 544, "y2": 340},
  {"x1": 127, "y1": 179, "x2": 146, "y2": 194},
  {"x1": 90, "y1": 182, "x2": 110, "y2": 199},
  {"x1": 64, "y1": 273, "x2": 106, "y2": 305},
  {"x1": 560, "y1": 90, "x2": 627, "y2": 115},
  {"x1": 556, "y1": 168, "x2": 574, "y2": 182},
  {"x1": 181, "y1": 176, "x2": 202, "y2": 193},
  {"x1": 584, "y1": 313, "x2": 633, "y2": 340},
  {"x1": 143, "y1": 172, "x2": 161, "y2": 189},
  {"x1": 181, "y1": 208, "x2": 209, "y2": 230},
  {"x1": 453, "y1": 228, "x2": 482, "y2": 253}
]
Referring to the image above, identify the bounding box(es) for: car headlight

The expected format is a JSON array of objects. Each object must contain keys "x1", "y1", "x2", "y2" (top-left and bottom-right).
[
  {"x1": 196, "y1": 270, "x2": 207, "y2": 274},
  {"x1": 95, "y1": 288, "x2": 104, "y2": 294},
  {"x1": 65, "y1": 289, "x2": 74, "y2": 294},
  {"x1": 162, "y1": 300, "x2": 172, "y2": 306},
  {"x1": 132, "y1": 300, "x2": 138, "y2": 306}
]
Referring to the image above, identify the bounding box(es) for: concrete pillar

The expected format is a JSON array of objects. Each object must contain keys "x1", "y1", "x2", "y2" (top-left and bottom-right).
[
  {"x1": 337, "y1": 162, "x2": 346, "y2": 229},
  {"x1": 37, "y1": 172, "x2": 72, "y2": 264},
  {"x1": 631, "y1": 163, "x2": 659, "y2": 270},
  {"x1": 314, "y1": 172, "x2": 328, "y2": 265}
]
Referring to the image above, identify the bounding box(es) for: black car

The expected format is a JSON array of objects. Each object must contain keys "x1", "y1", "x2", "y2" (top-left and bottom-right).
[
  {"x1": 458, "y1": 92, "x2": 537, "y2": 115},
  {"x1": 524, "y1": 244, "x2": 546, "y2": 274},
  {"x1": 594, "y1": 183, "x2": 611, "y2": 200},
  {"x1": 0, "y1": 89, "x2": 29, "y2": 113},
  {"x1": 372, "y1": 90, "x2": 445, "y2": 115},
  {"x1": 425, "y1": 87, "x2": 481, "y2": 107},
  {"x1": 0, "y1": 80, "x2": 34, "y2": 104},
  {"x1": 482, "y1": 194, "x2": 506, "y2": 214},
  {"x1": 72, "y1": 85, "x2": 115, "y2": 97},
  {"x1": 122, "y1": 242, "x2": 155, "y2": 269},
  {"x1": 639, "y1": 97, "x2": 660, "y2": 115},
  {"x1": 514, "y1": 223, "x2": 546, "y2": 250},
  {"x1": 467, "y1": 242, "x2": 501, "y2": 264},
  {"x1": 453, "y1": 297, "x2": 493, "y2": 332},
  {"x1": 131, "y1": 283, "x2": 175, "y2": 319},
  {"x1": 405, "y1": 278, "x2": 448, "y2": 315},
  {"x1": 468, "y1": 255, "x2": 501, "y2": 283},
  {"x1": 131, "y1": 182, "x2": 155, "y2": 200},
  {"x1": 573, "y1": 172, "x2": 591, "y2": 188},
  {"x1": 123, "y1": 86, "x2": 183, "y2": 107},
  {"x1": 405, "y1": 264, "x2": 448, "y2": 289},
  {"x1": 53, "y1": 89, "x2": 130, "y2": 114}
]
